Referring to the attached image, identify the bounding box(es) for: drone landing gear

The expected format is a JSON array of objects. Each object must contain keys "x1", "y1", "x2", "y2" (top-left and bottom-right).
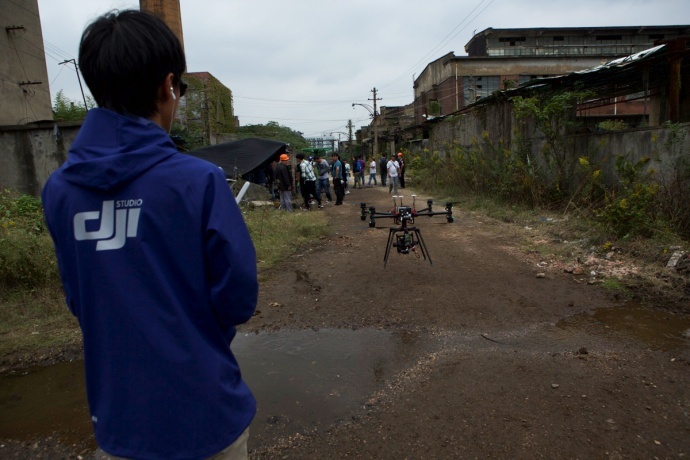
[{"x1": 383, "y1": 226, "x2": 433, "y2": 268}]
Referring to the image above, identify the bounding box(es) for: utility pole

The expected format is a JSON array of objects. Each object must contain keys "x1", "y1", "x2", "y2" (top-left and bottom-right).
[
  {"x1": 59, "y1": 59, "x2": 88, "y2": 109},
  {"x1": 347, "y1": 119, "x2": 354, "y2": 158},
  {"x1": 369, "y1": 87, "x2": 381, "y2": 158}
]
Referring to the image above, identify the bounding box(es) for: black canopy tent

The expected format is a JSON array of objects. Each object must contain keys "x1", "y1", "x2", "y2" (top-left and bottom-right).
[{"x1": 186, "y1": 138, "x2": 287, "y2": 184}]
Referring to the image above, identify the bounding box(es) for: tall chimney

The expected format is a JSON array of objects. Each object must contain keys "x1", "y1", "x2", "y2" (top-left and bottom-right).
[{"x1": 140, "y1": 0, "x2": 185, "y2": 51}]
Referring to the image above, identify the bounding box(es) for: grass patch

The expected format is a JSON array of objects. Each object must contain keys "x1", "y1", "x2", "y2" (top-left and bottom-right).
[
  {"x1": 417, "y1": 186, "x2": 687, "y2": 311},
  {"x1": 599, "y1": 278, "x2": 628, "y2": 293},
  {"x1": 1, "y1": 199, "x2": 330, "y2": 360},
  {"x1": 0, "y1": 288, "x2": 81, "y2": 357},
  {"x1": 242, "y1": 204, "x2": 330, "y2": 273}
]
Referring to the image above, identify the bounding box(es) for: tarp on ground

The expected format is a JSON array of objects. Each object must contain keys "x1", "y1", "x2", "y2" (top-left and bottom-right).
[{"x1": 186, "y1": 137, "x2": 287, "y2": 183}]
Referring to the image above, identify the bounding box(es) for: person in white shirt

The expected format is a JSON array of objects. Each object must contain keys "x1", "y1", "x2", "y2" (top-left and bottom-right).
[
  {"x1": 344, "y1": 161, "x2": 351, "y2": 194},
  {"x1": 368, "y1": 157, "x2": 377, "y2": 185},
  {"x1": 387, "y1": 154, "x2": 401, "y2": 195}
]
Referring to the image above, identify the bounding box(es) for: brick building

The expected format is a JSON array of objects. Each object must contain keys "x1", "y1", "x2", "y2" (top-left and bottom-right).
[
  {"x1": 412, "y1": 25, "x2": 690, "y2": 125},
  {"x1": 140, "y1": 0, "x2": 185, "y2": 49}
]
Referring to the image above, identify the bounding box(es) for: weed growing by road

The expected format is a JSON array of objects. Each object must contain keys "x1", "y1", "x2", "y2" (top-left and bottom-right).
[{"x1": 0, "y1": 191, "x2": 329, "y2": 359}]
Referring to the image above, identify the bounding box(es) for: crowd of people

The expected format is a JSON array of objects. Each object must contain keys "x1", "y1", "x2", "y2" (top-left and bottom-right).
[{"x1": 269, "y1": 151, "x2": 407, "y2": 211}]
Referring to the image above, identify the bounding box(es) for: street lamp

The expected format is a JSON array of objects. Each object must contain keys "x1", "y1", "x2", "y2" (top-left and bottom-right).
[
  {"x1": 352, "y1": 103, "x2": 375, "y2": 118},
  {"x1": 352, "y1": 103, "x2": 378, "y2": 158}
]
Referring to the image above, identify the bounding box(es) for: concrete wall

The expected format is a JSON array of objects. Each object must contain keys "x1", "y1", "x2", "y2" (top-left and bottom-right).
[
  {"x1": 3, "y1": 101, "x2": 687, "y2": 198},
  {"x1": 0, "y1": 122, "x2": 81, "y2": 196},
  {"x1": 410, "y1": 103, "x2": 690, "y2": 189},
  {"x1": 1, "y1": 0, "x2": 54, "y2": 125}
]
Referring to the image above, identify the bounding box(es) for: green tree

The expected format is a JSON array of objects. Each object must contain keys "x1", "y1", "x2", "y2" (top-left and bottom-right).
[
  {"x1": 236, "y1": 121, "x2": 309, "y2": 150},
  {"x1": 513, "y1": 87, "x2": 593, "y2": 202},
  {"x1": 52, "y1": 90, "x2": 94, "y2": 121}
]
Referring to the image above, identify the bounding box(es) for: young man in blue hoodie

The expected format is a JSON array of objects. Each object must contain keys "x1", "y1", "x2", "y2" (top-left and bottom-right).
[{"x1": 41, "y1": 10, "x2": 258, "y2": 460}]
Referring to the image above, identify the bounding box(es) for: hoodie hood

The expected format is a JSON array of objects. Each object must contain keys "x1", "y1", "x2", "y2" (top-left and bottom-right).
[{"x1": 61, "y1": 108, "x2": 177, "y2": 191}]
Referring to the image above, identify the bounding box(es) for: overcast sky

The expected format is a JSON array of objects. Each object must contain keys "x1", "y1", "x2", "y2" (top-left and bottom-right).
[{"x1": 37, "y1": 0, "x2": 690, "y2": 139}]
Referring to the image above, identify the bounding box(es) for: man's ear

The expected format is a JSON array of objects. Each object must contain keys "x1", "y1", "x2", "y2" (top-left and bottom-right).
[{"x1": 157, "y1": 72, "x2": 176, "y2": 104}]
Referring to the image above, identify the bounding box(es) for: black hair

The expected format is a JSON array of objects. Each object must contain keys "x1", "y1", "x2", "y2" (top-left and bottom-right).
[
  {"x1": 78, "y1": 10, "x2": 186, "y2": 117},
  {"x1": 296, "y1": 153, "x2": 305, "y2": 160}
]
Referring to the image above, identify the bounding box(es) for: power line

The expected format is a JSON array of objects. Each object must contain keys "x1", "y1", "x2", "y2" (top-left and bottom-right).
[
  {"x1": 235, "y1": 95, "x2": 356, "y2": 104},
  {"x1": 6, "y1": 0, "x2": 38, "y2": 17},
  {"x1": 43, "y1": 39, "x2": 76, "y2": 61},
  {"x1": 50, "y1": 64, "x2": 66, "y2": 86},
  {"x1": 236, "y1": 115, "x2": 368, "y2": 124},
  {"x1": 380, "y1": 0, "x2": 495, "y2": 90},
  {"x1": 58, "y1": 59, "x2": 87, "y2": 107}
]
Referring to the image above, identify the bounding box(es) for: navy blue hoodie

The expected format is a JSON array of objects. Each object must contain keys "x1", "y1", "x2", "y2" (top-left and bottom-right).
[{"x1": 42, "y1": 108, "x2": 258, "y2": 459}]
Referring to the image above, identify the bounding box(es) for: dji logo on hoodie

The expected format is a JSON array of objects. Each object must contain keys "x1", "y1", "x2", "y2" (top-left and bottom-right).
[{"x1": 74, "y1": 200, "x2": 142, "y2": 251}]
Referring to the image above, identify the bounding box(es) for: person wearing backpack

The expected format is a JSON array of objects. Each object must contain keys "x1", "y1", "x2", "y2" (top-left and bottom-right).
[{"x1": 352, "y1": 156, "x2": 362, "y2": 188}]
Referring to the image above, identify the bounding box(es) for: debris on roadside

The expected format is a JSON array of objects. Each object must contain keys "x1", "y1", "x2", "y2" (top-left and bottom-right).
[{"x1": 666, "y1": 250, "x2": 687, "y2": 271}]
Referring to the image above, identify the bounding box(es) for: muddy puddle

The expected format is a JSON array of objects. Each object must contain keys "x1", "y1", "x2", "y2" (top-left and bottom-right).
[
  {"x1": 0, "y1": 328, "x2": 432, "y2": 449},
  {"x1": 557, "y1": 304, "x2": 690, "y2": 352},
  {"x1": 2, "y1": 308, "x2": 688, "y2": 450}
]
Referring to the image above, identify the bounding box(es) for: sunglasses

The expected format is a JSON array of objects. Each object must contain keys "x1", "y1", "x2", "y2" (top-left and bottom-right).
[{"x1": 179, "y1": 80, "x2": 188, "y2": 98}]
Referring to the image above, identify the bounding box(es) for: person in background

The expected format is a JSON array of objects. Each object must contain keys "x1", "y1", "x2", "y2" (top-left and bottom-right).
[
  {"x1": 331, "y1": 153, "x2": 345, "y2": 205},
  {"x1": 275, "y1": 153, "x2": 293, "y2": 211},
  {"x1": 295, "y1": 153, "x2": 308, "y2": 208},
  {"x1": 266, "y1": 161, "x2": 277, "y2": 200},
  {"x1": 309, "y1": 156, "x2": 321, "y2": 204},
  {"x1": 358, "y1": 156, "x2": 366, "y2": 187},
  {"x1": 387, "y1": 153, "x2": 401, "y2": 195},
  {"x1": 41, "y1": 9, "x2": 258, "y2": 459},
  {"x1": 379, "y1": 153, "x2": 388, "y2": 187},
  {"x1": 314, "y1": 154, "x2": 332, "y2": 203},
  {"x1": 296, "y1": 152, "x2": 322, "y2": 210},
  {"x1": 368, "y1": 157, "x2": 377, "y2": 186},
  {"x1": 352, "y1": 155, "x2": 362, "y2": 188},
  {"x1": 397, "y1": 151, "x2": 406, "y2": 188},
  {"x1": 344, "y1": 159, "x2": 351, "y2": 194}
]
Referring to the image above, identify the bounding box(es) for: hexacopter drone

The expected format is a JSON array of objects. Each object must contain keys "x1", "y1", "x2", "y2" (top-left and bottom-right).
[{"x1": 359, "y1": 195, "x2": 454, "y2": 267}]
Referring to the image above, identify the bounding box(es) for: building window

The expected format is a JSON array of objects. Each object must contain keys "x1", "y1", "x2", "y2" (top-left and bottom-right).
[
  {"x1": 595, "y1": 34, "x2": 623, "y2": 42},
  {"x1": 463, "y1": 76, "x2": 500, "y2": 104},
  {"x1": 553, "y1": 36, "x2": 565, "y2": 42},
  {"x1": 428, "y1": 99, "x2": 441, "y2": 116},
  {"x1": 499, "y1": 36, "x2": 526, "y2": 46},
  {"x1": 649, "y1": 34, "x2": 665, "y2": 40}
]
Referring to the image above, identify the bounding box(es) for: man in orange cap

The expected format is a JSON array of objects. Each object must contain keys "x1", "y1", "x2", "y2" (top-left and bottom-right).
[{"x1": 274, "y1": 153, "x2": 293, "y2": 211}]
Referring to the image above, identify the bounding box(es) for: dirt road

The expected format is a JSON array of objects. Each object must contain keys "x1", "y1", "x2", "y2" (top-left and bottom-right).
[
  {"x1": 2, "y1": 183, "x2": 688, "y2": 459},
  {"x1": 246, "y1": 184, "x2": 690, "y2": 459}
]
